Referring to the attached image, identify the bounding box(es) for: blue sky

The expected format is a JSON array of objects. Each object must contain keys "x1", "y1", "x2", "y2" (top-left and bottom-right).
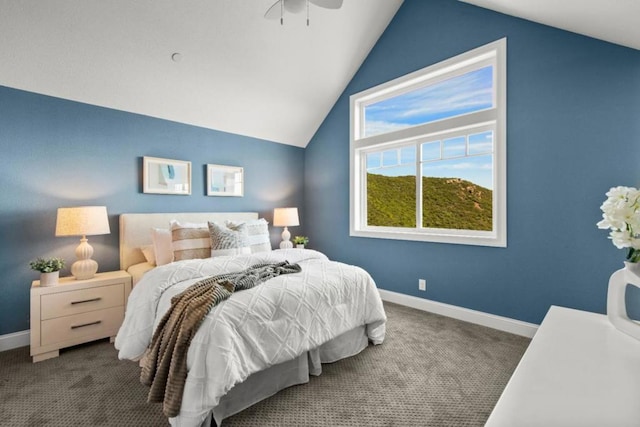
[
  {"x1": 365, "y1": 66, "x2": 494, "y2": 189},
  {"x1": 364, "y1": 66, "x2": 493, "y2": 136}
]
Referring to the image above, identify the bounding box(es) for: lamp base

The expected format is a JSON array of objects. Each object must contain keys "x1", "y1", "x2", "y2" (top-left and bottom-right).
[
  {"x1": 72, "y1": 237, "x2": 99, "y2": 280},
  {"x1": 279, "y1": 226, "x2": 293, "y2": 249},
  {"x1": 72, "y1": 259, "x2": 98, "y2": 280}
]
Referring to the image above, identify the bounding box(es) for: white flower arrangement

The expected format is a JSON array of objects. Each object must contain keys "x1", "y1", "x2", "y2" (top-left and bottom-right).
[{"x1": 597, "y1": 186, "x2": 640, "y2": 263}]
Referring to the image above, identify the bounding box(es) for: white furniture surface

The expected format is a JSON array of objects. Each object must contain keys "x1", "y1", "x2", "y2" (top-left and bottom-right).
[
  {"x1": 30, "y1": 270, "x2": 132, "y2": 363},
  {"x1": 486, "y1": 305, "x2": 640, "y2": 427}
]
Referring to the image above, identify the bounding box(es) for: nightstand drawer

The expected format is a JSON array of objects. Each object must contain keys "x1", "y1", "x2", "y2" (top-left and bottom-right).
[
  {"x1": 40, "y1": 306, "x2": 124, "y2": 347},
  {"x1": 41, "y1": 283, "x2": 124, "y2": 320}
]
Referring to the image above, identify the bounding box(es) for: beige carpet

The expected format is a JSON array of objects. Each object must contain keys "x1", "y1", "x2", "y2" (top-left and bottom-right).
[{"x1": 0, "y1": 302, "x2": 529, "y2": 426}]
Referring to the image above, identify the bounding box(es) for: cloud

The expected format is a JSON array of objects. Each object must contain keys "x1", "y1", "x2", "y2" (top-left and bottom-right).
[
  {"x1": 427, "y1": 161, "x2": 492, "y2": 171},
  {"x1": 364, "y1": 120, "x2": 408, "y2": 136},
  {"x1": 468, "y1": 142, "x2": 493, "y2": 154},
  {"x1": 365, "y1": 66, "x2": 494, "y2": 133}
]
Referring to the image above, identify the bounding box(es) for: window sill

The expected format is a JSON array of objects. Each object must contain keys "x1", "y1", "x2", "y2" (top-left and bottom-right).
[{"x1": 350, "y1": 228, "x2": 506, "y2": 248}]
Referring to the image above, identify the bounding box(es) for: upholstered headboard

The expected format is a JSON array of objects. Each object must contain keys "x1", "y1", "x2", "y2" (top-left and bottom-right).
[{"x1": 119, "y1": 212, "x2": 259, "y2": 271}]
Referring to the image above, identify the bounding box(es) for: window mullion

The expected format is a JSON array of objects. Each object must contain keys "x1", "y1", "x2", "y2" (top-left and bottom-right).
[
  {"x1": 361, "y1": 152, "x2": 367, "y2": 228},
  {"x1": 416, "y1": 142, "x2": 423, "y2": 230}
]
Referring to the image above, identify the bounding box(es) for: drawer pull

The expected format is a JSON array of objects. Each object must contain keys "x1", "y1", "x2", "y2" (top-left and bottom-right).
[
  {"x1": 70, "y1": 320, "x2": 102, "y2": 329},
  {"x1": 71, "y1": 297, "x2": 102, "y2": 305}
]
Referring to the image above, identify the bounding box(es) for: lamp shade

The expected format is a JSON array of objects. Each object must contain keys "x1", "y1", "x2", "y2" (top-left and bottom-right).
[
  {"x1": 55, "y1": 206, "x2": 111, "y2": 237},
  {"x1": 273, "y1": 207, "x2": 299, "y2": 227}
]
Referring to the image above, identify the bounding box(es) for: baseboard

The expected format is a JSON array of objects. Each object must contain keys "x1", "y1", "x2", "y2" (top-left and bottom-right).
[
  {"x1": 0, "y1": 330, "x2": 30, "y2": 352},
  {"x1": 378, "y1": 289, "x2": 538, "y2": 338}
]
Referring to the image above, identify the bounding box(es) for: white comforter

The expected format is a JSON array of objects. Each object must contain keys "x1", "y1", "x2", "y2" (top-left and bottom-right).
[{"x1": 115, "y1": 249, "x2": 386, "y2": 426}]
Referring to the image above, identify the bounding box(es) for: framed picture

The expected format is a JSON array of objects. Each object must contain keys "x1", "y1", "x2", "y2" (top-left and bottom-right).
[
  {"x1": 207, "y1": 164, "x2": 244, "y2": 197},
  {"x1": 143, "y1": 156, "x2": 191, "y2": 195}
]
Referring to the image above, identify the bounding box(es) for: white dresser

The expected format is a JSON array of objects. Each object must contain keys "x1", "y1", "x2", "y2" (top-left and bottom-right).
[{"x1": 486, "y1": 305, "x2": 640, "y2": 427}]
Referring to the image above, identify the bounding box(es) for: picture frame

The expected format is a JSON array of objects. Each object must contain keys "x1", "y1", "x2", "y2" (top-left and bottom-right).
[
  {"x1": 207, "y1": 164, "x2": 244, "y2": 197},
  {"x1": 143, "y1": 156, "x2": 191, "y2": 195}
]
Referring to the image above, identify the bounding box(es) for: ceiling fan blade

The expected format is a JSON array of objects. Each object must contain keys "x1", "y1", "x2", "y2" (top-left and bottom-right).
[
  {"x1": 264, "y1": 0, "x2": 281, "y2": 19},
  {"x1": 283, "y1": 0, "x2": 306, "y2": 14},
  {"x1": 309, "y1": 0, "x2": 343, "y2": 9}
]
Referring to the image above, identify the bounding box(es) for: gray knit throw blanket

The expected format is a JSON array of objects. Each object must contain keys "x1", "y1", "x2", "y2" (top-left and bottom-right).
[{"x1": 140, "y1": 261, "x2": 302, "y2": 418}]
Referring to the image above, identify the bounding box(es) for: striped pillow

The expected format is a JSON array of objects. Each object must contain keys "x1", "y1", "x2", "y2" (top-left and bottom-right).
[
  {"x1": 208, "y1": 221, "x2": 251, "y2": 257},
  {"x1": 170, "y1": 221, "x2": 211, "y2": 261}
]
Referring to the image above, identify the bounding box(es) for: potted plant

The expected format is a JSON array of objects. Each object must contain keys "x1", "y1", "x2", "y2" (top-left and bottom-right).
[
  {"x1": 293, "y1": 236, "x2": 309, "y2": 249},
  {"x1": 29, "y1": 257, "x2": 65, "y2": 287}
]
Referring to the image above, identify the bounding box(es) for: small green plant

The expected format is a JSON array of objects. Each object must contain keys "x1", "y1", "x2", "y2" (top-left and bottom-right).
[
  {"x1": 29, "y1": 257, "x2": 65, "y2": 273},
  {"x1": 293, "y1": 236, "x2": 309, "y2": 245}
]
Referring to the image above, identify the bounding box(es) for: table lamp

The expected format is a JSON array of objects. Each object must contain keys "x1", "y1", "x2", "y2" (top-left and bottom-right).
[
  {"x1": 55, "y1": 206, "x2": 111, "y2": 280},
  {"x1": 273, "y1": 207, "x2": 299, "y2": 249}
]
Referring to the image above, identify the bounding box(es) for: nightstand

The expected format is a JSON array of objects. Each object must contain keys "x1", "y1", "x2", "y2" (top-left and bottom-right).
[{"x1": 30, "y1": 270, "x2": 132, "y2": 363}]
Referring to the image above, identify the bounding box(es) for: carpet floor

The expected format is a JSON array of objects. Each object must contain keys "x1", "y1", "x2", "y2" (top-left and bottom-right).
[{"x1": 0, "y1": 302, "x2": 530, "y2": 426}]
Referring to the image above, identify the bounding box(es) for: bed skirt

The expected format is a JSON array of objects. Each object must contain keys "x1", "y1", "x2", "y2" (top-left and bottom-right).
[{"x1": 179, "y1": 325, "x2": 370, "y2": 427}]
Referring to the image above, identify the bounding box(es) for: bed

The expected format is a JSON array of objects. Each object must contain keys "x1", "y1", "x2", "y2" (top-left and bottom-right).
[{"x1": 114, "y1": 212, "x2": 387, "y2": 426}]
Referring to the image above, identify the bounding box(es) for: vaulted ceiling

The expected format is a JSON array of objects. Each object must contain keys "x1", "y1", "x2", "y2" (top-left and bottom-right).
[
  {"x1": 0, "y1": 0, "x2": 637, "y2": 148},
  {"x1": 0, "y1": 0, "x2": 403, "y2": 148},
  {"x1": 459, "y1": 0, "x2": 640, "y2": 52}
]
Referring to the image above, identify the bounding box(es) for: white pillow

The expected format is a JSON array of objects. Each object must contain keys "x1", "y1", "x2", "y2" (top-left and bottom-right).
[
  {"x1": 140, "y1": 244, "x2": 156, "y2": 266},
  {"x1": 225, "y1": 218, "x2": 271, "y2": 253},
  {"x1": 170, "y1": 220, "x2": 211, "y2": 261},
  {"x1": 151, "y1": 228, "x2": 174, "y2": 266},
  {"x1": 209, "y1": 221, "x2": 251, "y2": 257}
]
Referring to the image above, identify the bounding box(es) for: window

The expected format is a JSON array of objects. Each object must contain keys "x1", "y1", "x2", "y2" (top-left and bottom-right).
[{"x1": 350, "y1": 39, "x2": 506, "y2": 247}]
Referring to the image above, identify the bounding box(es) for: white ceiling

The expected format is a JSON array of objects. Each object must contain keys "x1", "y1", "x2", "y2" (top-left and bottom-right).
[
  {"x1": 0, "y1": 0, "x2": 402, "y2": 148},
  {"x1": 0, "y1": 1, "x2": 637, "y2": 149},
  {"x1": 460, "y1": 0, "x2": 640, "y2": 51}
]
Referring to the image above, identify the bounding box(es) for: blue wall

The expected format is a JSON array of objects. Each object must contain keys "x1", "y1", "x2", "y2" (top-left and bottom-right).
[
  {"x1": 305, "y1": 0, "x2": 640, "y2": 324},
  {"x1": 0, "y1": 86, "x2": 304, "y2": 335},
  {"x1": 2, "y1": 0, "x2": 640, "y2": 337}
]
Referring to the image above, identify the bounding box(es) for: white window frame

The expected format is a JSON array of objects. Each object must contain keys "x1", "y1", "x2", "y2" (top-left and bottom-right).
[{"x1": 350, "y1": 38, "x2": 507, "y2": 247}]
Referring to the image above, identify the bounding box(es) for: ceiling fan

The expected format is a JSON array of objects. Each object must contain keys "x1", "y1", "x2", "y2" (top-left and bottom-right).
[{"x1": 265, "y1": 0, "x2": 344, "y2": 25}]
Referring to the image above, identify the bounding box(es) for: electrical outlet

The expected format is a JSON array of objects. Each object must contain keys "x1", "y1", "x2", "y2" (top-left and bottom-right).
[{"x1": 418, "y1": 279, "x2": 426, "y2": 291}]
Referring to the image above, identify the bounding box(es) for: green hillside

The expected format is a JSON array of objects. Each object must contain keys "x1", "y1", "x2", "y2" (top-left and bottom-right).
[{"x1": 367, "y1": 174, "x2": 493, "y2": 231}]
